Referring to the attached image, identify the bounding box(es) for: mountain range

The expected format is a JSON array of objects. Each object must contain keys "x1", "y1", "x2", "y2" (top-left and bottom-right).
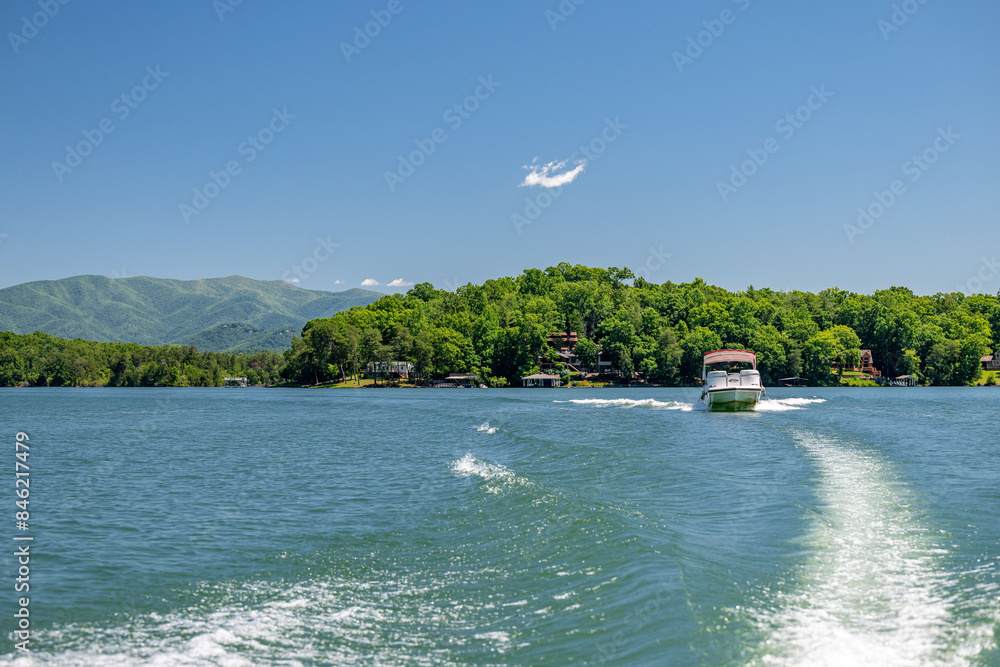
[{"x1": 0, "y1": 275, "x2": 382, "y2": 353}]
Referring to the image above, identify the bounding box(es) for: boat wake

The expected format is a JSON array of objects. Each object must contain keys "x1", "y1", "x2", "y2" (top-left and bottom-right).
[
  {"x1": 451, "y1": 453, "x2": 531, "y2": 493},
  {"x1": 4, "y1": 574, "x2": 511, "y2": 666},
  {"x1": 475, "y1": 421, "x2": 498, "y2": 434},
  {"x1": 754, "y1": 397, "x2": 826, "y2": 412},
  {"x1": 743, "y1": 431, "x2": 995, "y2": 665},
  {"x1": 555, "y1": 397, "x2": 825, "y2": 413},
  {"x1": 554, "y1": 398, "x2": 694, "y2": 411}
]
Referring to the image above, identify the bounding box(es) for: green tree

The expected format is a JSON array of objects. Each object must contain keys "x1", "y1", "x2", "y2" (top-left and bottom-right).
[
  {"x1": 574, "y1": 337, "x2": 600, "y2": 372},
  {"x1": 802, "y1": 325, "x2": 861, "y2": 385},
  {"x1": 650, "y1": 328, "x2": 683, "y2": 385},
  {"x1": 925, "y1": 340, "x2": 961, "y2": 386},
  {"x1": 680, "y1": 327, "x2": 723, "y2": 383},
  {"x1": 898, "y1": 348, "x2": 921, "y2": 378}
]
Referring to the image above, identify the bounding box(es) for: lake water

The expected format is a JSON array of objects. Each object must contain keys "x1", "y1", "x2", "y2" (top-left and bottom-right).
[{"x1": 1, "y1": 387, "x2": 998, "y2": 665}]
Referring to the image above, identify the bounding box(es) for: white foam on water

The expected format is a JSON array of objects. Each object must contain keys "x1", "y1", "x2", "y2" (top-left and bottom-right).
[
  {"x1": 748, "y1": 432, "x2": 993, "y2": 665},
  {"x1": 1, "y1": 577, "x2": 472, "y2": 666},
  {"x1": 554, "y1": 398, "x2": 694, "y2": 411},
  {"x1": 451, "y1": 453, "x2": 530, "y2": 493},
  {"x1": 475, "y1": 421, "x2": 498, "y2": 434},
  {"x1": 754, "y1": 397, "x2": 826, "y2": 412}
]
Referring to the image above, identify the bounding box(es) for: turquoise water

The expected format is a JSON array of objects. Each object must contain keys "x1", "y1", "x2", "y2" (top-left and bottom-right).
[{"x1": 1, "y1": 387, "x2": 999, "y2": 665}]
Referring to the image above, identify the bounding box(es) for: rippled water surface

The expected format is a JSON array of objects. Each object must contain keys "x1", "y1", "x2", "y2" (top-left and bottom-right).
[{"x1": 1, "y1": 387, "x2": 998, "y2": 665}]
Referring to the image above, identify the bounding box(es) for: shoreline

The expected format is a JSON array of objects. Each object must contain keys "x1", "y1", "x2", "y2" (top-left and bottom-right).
[{"x1": 5, "y1": 383, "x2": 997, "y2": 390}]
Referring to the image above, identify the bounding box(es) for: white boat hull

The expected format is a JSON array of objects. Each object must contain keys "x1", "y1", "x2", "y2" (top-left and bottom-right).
[{"x1": 701, "y1": 387, "x2": 763, "y2": 412}]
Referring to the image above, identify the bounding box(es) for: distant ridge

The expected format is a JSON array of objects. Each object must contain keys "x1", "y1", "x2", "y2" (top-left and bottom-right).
[{"x1": 0, "y1": 275, "x2": 382, "y2": 352}]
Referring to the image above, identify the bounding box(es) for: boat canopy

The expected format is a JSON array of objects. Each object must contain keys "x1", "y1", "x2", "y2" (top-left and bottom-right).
[
  {"x1": 703, "y1": 350, "x2": 756, "y2": 367},
  {"x1": 702, "y1": 350, "x2": 756, "y2": 382}
]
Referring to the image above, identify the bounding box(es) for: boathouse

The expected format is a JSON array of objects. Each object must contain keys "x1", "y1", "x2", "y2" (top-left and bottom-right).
[
  {"x1": 445, "y1": 374, "x2": 480, "y2": 387},
  {"x1": 521, "y1": 373, "x2": 562, "y2": 388}
]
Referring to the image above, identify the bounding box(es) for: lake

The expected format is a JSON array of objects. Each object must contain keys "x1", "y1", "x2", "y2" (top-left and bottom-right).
[{"x1": 1, "y1": 387, "x2": 998, "y2": 665}]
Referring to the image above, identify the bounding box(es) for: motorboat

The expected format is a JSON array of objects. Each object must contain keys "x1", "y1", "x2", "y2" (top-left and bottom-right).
[{"x1": 698, "y1": 349, "x2": 764, "y2": 411}]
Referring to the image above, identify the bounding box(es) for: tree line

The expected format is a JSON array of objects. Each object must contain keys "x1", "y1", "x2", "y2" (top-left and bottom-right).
[
  {"x1": 2, "y1": 266, "x2": 994, "y2": 388},
  {"x1": 0, "y1": 331, "x2": 284, "y2": 387},
  {"x1": 281, "y1": 264, "x2": 998, "y2": 387}
]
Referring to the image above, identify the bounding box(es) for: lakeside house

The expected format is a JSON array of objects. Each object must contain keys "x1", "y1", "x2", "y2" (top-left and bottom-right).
[
  {"x1": 843, "y1": 349, "x2": 881, "y2": 378},
  {"x1": 522, "y1": 373, "x2": 562, "y2": 388},
  {"x1": 366, "y1": 361, "x2": 415, "y2": 380},
  {"x1": 541, "y1": 332, "x2": 582, "y2": 373},
  {"x1": 547, "y1": 330, "x2": 578, "y2": 348},
  {"x1": 981, "y1": 352, "x2": 1000, "y2": 371},
  {"x1": 541, "y1": 349, "x2": 582, "y2": 373},
  {"x1": 540, "y1": 330, "x2": 613, "y2": 376},
  {"x1": 222, "y1": 376, "x2": 247, "y2": 387}
]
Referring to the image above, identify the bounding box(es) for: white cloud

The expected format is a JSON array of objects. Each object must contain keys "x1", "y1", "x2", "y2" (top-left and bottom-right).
[
  {"x1": 333, "y1": 279, "x2": 343, "y2": 285},
  {"x1": 519, "y1": 159, "x2": 585, "y2": 188},
  {"x1": 361, "y1": 278, "x2": 380, "y2": 286},
  {"x1": 387, "y1": 278, "x2": 413, "y2": 287},
  {"x1": 286, "y1": 277, "x2": 300, "y2": 284}
]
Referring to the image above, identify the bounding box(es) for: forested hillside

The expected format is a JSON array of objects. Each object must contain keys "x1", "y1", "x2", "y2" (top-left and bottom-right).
[
  {"x1": 0, "y1": 275, "x2": 381, "y2": 352},
  {"x1": 282, "y1": 264, "x2": 998, "y2": 387},
  {"x1": 177, "y1": 322, "x2": 296, "y2": 353},
  {"x1": 0, "y1": 331, "x2": 284, "y2": 387}
]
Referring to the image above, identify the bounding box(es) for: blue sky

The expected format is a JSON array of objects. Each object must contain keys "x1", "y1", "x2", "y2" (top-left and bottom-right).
[{"x1": 1, "y1": 0, "x2": 997, "y2": 296}]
